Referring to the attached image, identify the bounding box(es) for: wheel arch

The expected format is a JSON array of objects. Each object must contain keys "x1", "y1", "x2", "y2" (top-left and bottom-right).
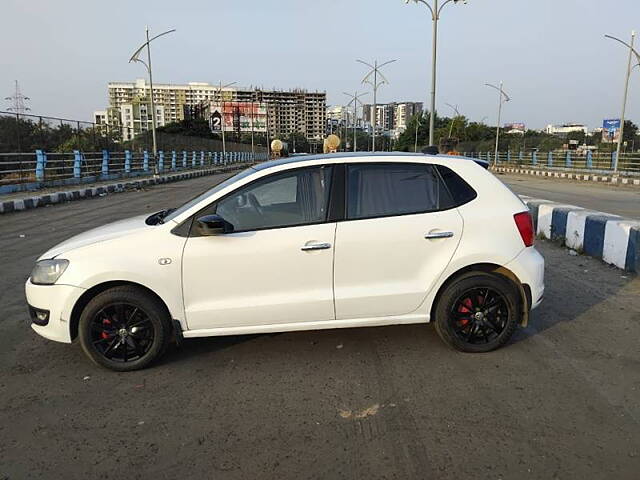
[
  {"x1": 430, "y1": 263, "x2": 531, "y2": 327},
  {"x1": 69, "y1": 280, "x2": 173, "y2": 341}
]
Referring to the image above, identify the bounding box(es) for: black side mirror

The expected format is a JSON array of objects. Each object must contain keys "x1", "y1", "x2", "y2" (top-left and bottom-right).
[{"x1": 195, "y1": 214, "x2": 233, "y2": 236}]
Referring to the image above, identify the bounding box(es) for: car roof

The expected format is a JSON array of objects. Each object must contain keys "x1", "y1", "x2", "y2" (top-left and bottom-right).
[{"x1": 251, "y1": 152, "x2": 487, "y2": 171}]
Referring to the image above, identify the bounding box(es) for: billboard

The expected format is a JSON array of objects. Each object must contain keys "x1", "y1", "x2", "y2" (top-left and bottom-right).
[
  {"x1": 504, "y1": 122, "x2": 525, "y2": 133},
  {"x1": 602, "y1": 119, "x2": 621, "y2": 143},
  {"x1": 208, "y1": 101, "x2": 267, "y2": 134}
]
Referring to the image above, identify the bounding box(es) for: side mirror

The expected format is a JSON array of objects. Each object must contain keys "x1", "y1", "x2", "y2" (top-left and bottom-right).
[{"x1": 195, "y1": 214, "x2": 233, "y2": 236}]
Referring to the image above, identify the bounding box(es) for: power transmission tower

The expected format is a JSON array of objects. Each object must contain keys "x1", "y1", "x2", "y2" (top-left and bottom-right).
[{"x1": 5, "y1": 80, "x2": 30, "y2": 114}]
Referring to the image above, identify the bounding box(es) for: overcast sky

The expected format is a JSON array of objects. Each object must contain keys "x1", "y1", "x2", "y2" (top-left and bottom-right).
[{"x1": 2, "y1": 0, "x2": 640, "y2": 129}]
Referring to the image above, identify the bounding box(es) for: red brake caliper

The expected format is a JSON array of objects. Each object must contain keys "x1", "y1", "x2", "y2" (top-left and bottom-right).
[
  {"x1": 458, "y1": 298, "x2": 473, "y2": 326},
  {"x1": 101, "y1": 318, "x2": 111, "y2": 339}
]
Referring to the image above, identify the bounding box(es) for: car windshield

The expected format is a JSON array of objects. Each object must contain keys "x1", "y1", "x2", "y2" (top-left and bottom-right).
[{"x1": 163, "y1": 167, "x2": 257, "y2": 223}]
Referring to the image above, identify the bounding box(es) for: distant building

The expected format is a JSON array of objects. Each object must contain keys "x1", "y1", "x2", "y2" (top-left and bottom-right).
[
  {"x1": 545, "y1": 123, "x2": 588, "y2": 136},
  {"x1": 95, "y1": 79, "x2": 326, "y2": 142},
  {"x1": 362, "y1": 102, "x2": 423, "y2": 138}
]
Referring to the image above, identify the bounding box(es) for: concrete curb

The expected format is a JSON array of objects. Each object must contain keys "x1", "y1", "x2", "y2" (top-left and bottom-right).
[
  {"x1": 494, "y1": 166, "x2": 640, "y2": 186},
  {"x1": 0, "y1": 165, "x2": 248, "y2": 215},
  {"x1": 520, "y1": 195, "x2": 640, "y2": 273}
]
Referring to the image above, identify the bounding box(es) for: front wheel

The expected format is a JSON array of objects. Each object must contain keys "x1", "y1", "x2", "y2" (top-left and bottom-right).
[
  {"x1": 434, "y1": 272, "x2": 521, "y2": 353},
  {"x1": 78, "y1": 286, "x2": 171, "y2": 371}
]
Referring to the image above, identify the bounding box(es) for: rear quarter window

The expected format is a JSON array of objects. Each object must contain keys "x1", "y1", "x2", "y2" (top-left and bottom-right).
[{"x1": 436, "y1": 165, "x2": 478, "y2": 207}]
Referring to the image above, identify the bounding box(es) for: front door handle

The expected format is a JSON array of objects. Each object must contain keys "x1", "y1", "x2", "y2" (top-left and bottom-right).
[
  {"x1": 301, "y1": 242, "x2": 332, "y2": 251},
  {"x1": 425, "y1": 231, "x2": 454, "y2": 239}
]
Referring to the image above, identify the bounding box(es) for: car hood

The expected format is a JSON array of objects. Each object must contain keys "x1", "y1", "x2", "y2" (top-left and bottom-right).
[{"x1": 39, "y1": 214, "x2": 151, "y2": 260}]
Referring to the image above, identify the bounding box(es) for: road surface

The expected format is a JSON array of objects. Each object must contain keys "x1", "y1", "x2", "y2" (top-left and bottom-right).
[
  {"x1": 499, "y1": 172, "x2": 640, "y2": 219},
  {"x1": 1, "y1": 173, "x2": 639, "y2": 479}
]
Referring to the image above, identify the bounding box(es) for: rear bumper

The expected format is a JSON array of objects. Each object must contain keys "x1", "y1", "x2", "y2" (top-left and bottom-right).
[
  {"x1": 505, "y1": 247, "x2": 545, "y2": 311},
  {"x1": 25, "y1": 280, "x2": 85, "y2": 344}
]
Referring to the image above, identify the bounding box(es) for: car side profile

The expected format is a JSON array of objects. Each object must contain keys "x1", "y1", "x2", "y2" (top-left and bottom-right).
[{"x1": 26, "y1": 153, "x2": 544, "y2": 371}]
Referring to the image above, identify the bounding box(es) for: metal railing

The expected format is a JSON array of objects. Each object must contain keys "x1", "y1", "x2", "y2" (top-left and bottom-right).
[
  {"x1": 464, "y1": 150, "x2": 640, "y2": 176},
  {"x1": 0, "y1": 149, "x2": 269, "y2": 192}
]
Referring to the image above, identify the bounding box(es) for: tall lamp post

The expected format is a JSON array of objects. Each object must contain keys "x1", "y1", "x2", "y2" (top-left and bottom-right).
[
  {"x1": 129, "y1": 27, "x2": 176, "y2": 159},
  {"x1": 485, "y1": 82, "x2": 510, "y2": 163},
  {"x1": 356, "y1": 59, "x2": 396, "y2": 152},
  {"x1": 404, "y1": 0, "x2": 468, "y2": 148},
  {"x1": 216, "y1": 81, "x2": 237, "y2": 158},
  {"x1": 414, "y1": 114, "x2": 422, "y2": 152},
  {"x1": 344, "y1": 91, "x2": 368, "y2": 152},
  {"x1": 605, "y1": 31, "x2": 639, "y2": 172},
  {"x1": 445, "y1": 102, "x2": 461, "y2": 138}
]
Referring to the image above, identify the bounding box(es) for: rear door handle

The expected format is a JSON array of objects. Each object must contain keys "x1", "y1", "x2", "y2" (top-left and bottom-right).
[
  {"x1": 425, "y1": 231, "x2": 454, "y2": 239},
  {"x1": 301, "y1": 242, "x2": 332, "y2": 251}
]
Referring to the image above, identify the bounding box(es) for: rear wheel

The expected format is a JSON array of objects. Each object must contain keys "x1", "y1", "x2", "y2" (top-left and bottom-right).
[
  {"x1": 78, "y1": 286, "x2": 171, "y2": 371},
  {"x1": 434, "y1": 272, "x2": 521, "y2": 353}
]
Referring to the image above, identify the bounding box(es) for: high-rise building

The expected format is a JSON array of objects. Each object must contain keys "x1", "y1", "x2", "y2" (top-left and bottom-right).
[
  {"x1": 361, "y1": 102, "x2": 423, "y2": 138},
  {"x1": 95, "y1": 79, "x2": 326, "y2": 142}
]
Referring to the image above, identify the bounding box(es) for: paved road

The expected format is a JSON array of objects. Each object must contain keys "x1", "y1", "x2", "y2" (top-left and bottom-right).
[
  {"x1": 1, "y1": 174, "x2": 639, "y2": 479},
  {"x1": 498, "y1": 172, "x2": 640, "y2": 219}
]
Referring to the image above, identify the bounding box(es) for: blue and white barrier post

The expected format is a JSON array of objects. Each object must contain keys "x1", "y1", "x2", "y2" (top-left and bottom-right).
[
  {"x1": 125, "y1": 150, "x2": 132, "y2": 173},
  {"x1": 102, "y1": 150, "x2": 110, "y2": 178},
  {"x1": 35, "y1": 149, "x2": 46, "y2": 182},
  {"x1": 73, "y1": 150, "x2": 82, "y2": 179},
  {"x1": 158, "y1": 151, "x2": 164, "y2": 173}
]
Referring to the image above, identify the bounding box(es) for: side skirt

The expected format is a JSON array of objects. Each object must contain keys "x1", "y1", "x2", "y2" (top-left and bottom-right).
[{"x1": 182, "y1": 313, "x2": 429, "y2": 339}]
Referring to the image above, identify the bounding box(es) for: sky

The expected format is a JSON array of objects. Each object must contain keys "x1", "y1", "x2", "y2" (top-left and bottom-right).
[{"x1": 2, "y1": 0, "x2": 640, "y2": 130}]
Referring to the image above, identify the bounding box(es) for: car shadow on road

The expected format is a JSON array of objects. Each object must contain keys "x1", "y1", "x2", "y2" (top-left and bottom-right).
[
  {"x1": 157, "y1": 333, "x2": 277, "y2": 367},
  {"x1": 507, "y1": 241, "x2": 639, "y2": 346}
]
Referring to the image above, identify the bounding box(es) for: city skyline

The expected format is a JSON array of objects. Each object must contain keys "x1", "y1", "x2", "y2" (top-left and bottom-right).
[{"x1": 2, "y1": 0, "x2": 640, "y2": 129}]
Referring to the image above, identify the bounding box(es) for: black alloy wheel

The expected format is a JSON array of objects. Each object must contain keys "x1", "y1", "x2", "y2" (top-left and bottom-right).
[
  {"x1": 449, "y1": 287, "x2": 509, "y2": 345},
  {"x1": 79, "y1": 286, "x2": 170, "y2": 371},
  {"x1": 434, "y1": 272, "x2": 521, "y2": 353},
  {"x1": 89, "y1": 303, "x2": 155, "y2": 363}
]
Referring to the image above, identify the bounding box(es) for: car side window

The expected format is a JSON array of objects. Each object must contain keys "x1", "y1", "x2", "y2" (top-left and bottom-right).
[
  {"x1": 435, "y1": 165, "x2": 478, "y2": 206},
  {"x1": 215, "y1": 166, "x2": 333, "y2": 232},
  {"x1": 346, "y1": 163, "x2": 453, "y2": 220}
]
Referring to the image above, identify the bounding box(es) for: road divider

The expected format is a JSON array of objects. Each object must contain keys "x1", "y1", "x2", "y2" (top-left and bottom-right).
[
  {"x1": 494, "y1": 166, "x2": 640, "y2": 186},
  {"x1": 521, "y1": 195, "x2": 639, "y2": 273}
]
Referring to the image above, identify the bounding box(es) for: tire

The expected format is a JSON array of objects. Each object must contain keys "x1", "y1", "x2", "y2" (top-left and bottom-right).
[
  {"x1": 433, "y1": 272, "x2": 521, "y2": 353},
  {"x1": 78, "y1": 286, "x2": 171, "y2": 371}
]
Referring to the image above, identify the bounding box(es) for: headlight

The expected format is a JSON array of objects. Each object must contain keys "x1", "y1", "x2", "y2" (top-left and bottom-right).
[{"x1": 30, "y1": 259, "x2": 69, "y2": 285}]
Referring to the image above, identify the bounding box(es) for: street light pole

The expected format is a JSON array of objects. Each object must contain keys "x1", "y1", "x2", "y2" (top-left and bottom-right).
[
  {"x1": 129, "y1": 27, "x2": 175, "y2": 159},
  {"x1": 344, "y1": 91, "x2": 368, "y2": 152},
  {"x1": 605, "y1": 31, "x2": 639, "y2": 173},
  {"x1": 357, "y1": 59, "x2": 396, "y2": 152},
  {"x1": 414, "y1": 114, "x2": 421, "y2": 152},
  {"x1": 485, "y1": 82, "x2": 510, "y2": 163},
  {"x1": 445, "y1": 102, "x2": 460, "y2": 138},
  {"x1": 216, "y1": 80, "x2": 237, "y2": 159},
  {"x1": 405, "y1": 0, "x2": 467, "y2": 147}
]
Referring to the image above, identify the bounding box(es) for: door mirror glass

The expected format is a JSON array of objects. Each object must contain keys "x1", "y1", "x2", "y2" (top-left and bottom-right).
[{"x1": 196, "y1": 214, "x2": 233, "y2": 236}]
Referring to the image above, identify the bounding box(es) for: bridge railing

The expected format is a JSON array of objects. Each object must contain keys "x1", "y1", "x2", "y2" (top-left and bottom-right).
[
  {"x1": 465, "y1": 151, "x2": 640, "y2": 176},
  {"x1": 0, "y1": 149, "x2": 269, "y2": 194}
]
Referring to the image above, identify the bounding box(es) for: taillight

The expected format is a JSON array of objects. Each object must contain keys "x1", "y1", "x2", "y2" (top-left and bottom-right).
[{"x1": 514, "y1": 212, "x2": 534, "y2": 247}]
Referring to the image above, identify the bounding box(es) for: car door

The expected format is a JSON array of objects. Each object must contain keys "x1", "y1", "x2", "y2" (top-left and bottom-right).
[
  {"x1": 333, "y1": 162, "x2": 463, "y2": 319},
  {"x1": 182, "y1": 165, "x2": 336, "y2": 331}
]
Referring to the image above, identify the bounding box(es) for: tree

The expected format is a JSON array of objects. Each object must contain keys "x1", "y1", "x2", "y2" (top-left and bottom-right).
[{"x1": 623, "y1": 120, "x2": 638, "y2": 143}]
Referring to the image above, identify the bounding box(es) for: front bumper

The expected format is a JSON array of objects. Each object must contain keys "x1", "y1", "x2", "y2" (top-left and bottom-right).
[
  {"x1": 505, "y1": 246, "x2": 545, "y2": 311},
  {"x1": 25, "y1": 280, "x2": 86, "y2": 344}
]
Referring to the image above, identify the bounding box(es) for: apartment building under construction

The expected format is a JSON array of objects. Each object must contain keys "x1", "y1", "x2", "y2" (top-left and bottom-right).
[{"x1": 95, "y1": 79, "x2": 326, "y2": 142}]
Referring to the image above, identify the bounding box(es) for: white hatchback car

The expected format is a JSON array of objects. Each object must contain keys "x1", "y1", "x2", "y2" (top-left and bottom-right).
[{"x1": 26, "y1": 153, "x2": 544, "y2": 371}]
